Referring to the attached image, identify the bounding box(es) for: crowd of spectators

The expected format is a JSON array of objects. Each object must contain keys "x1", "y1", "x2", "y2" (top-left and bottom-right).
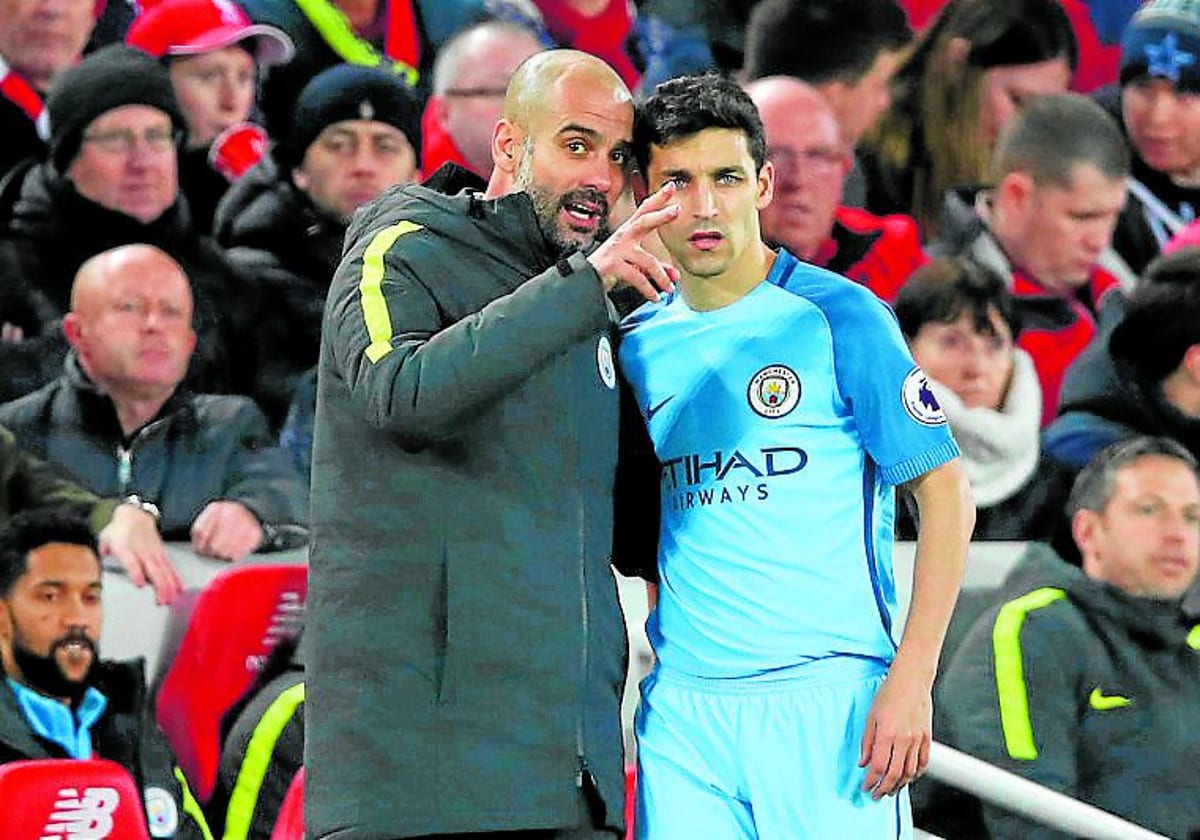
[{"x1": 0, "y1": 0, "x2": 1198, "y2": 836}]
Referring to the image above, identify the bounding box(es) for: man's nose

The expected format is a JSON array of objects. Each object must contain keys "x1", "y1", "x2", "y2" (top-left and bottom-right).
[{"x1": 694, "y1": 183, "x2": 718, "y2": 218}]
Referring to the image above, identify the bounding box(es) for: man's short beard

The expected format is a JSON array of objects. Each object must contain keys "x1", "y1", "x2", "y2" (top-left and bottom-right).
[
  {"x1": 11, "y1": 627, "x2": 98, "y2": 704},
  {"x1": 514, "y1": 138, "x2": 612, "y2": 255}
]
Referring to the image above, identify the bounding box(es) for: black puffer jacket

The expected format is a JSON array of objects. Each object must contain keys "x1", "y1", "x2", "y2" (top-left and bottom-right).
[
  {"x1": 214, "y1": 159, "x2": 347, "y2": 428},
  {"x1": 0, "y1": 162, "x2": 260, "y2": 399}
]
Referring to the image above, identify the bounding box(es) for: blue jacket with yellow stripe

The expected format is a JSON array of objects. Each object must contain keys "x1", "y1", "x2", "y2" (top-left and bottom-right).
[{"x1": 934, "y1": 543, "x2": 1200, "y2": 839}]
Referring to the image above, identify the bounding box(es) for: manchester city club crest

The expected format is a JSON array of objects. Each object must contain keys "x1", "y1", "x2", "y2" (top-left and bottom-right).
[
  {"x1": 747, "y1": 364, "x2": 800, "y2": 418},
  {"x1": 596, "y1": 335, "x2": 616, "y2": 389},
  {"x1": 902, "y1": 367, "x2": 947, "y2": 426},
  {"x1": 143, "y1": 786, "x2": 179, "y2": 838}
]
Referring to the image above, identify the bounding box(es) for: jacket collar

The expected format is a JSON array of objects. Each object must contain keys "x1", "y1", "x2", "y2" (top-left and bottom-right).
[{"x1": 63, "y1": 352, "x2": 195, "y2": 444}]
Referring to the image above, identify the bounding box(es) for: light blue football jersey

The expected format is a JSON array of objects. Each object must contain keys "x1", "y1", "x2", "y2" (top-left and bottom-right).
[{"x1": 618, "y1": 249, "x2": 959, "y2": 680}]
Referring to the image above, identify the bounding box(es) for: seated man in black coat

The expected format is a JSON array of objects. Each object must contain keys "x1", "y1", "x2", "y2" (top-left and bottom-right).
[
  {"x1": 0, "y1": 509, "x2": 211, "y2": 837},
  {"x1": 0, "y1": 244, "x2": 306, "y2": 562}
]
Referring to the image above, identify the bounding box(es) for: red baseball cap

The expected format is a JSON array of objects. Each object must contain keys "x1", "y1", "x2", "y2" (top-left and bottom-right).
[{"x1": 127, "y1": 0, "x2": 294, "y2": 67}]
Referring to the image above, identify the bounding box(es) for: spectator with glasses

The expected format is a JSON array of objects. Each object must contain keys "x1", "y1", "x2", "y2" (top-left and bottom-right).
[
  {"x1": 745, "y1": 76, "x2": 926, "y2": 303},
  {"x1": 0, "y1": 45, "x2": 261, "y2": 405},
  {"x1": 126, "y1": 0, "x2": 295, "y2": 233},
  {"x1": 420, "y1": 19, "x2": 544, "y2": 180}
]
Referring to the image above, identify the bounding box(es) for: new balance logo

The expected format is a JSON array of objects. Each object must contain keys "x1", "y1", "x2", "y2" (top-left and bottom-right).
[{"x1": 41, "y1": 786, "x2": 119, "y2": 839}]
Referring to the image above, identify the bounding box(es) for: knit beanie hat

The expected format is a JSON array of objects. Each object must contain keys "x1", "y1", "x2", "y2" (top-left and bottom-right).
[
  {"x1": 282, "y1": 64, "x2": 421, "y2": 167},
  {"x1": 1121, "y1": 0, "x2": 1200, "y2": 92},
  {"x1": 47, "y1": 44, "x2": 186, "y2": 171}
]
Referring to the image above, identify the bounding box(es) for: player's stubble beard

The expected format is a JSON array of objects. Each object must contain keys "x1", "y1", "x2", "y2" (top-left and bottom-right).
[{"x1": 514, "y1": 138, "x2": 612, "y2": 256}]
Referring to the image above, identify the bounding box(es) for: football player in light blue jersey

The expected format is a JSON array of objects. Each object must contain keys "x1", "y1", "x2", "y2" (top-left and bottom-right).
[{"x1": 619, "y1": 73, "x2": 976, "y2": 839}]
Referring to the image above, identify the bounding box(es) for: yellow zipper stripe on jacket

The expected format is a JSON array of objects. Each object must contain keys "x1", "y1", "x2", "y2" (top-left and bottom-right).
[
  {"x1": 360, "y1": 221, "x2": 423, "y2": 362},
  {"x1": 991, "y1": 587, "x2": 1067, "y2": 760},
  {"x1": 222, "y1": 682, "x2": 306, "y2": 840}
]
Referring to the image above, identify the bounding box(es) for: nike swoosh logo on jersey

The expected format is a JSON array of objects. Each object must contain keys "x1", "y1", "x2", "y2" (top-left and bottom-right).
[
  {"x1": 1088, "y1": 687, "x2": 1131, "y2": 711},
  {"x1": 646, "y1": 396, "x2": 674, "y2": 420}
]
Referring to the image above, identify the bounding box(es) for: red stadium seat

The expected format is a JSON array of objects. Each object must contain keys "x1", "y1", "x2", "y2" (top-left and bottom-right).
[
  {"x1": 0, "y1": 758, "x2": 153, "y2": 839},
  {"x1": 269, "y1": 766, "x2": 305, "y2": 840},
  {"x1": 156, "y1": 564, "x2": 307, "y2": 803}
]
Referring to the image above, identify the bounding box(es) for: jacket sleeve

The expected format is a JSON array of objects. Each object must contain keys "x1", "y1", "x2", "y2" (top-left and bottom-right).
[
  {"x1": 935, "y1": 595, "x2": 1082, "y2": 840},
  {"x1": 326, "y1": 228, "x2": 612, "y2": 445},
  {"x1": 0, "y1": 424, "x2": 117, "y2": 531},
  {"x1": 217, "y1": 400, "x2": 309, "y2": 534}
]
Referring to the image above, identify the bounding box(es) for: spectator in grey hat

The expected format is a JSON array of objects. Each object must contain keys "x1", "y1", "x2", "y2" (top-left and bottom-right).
[
  {"x1": 213, "y1": 63, "x2": 421, "y2": 429},
  {"x1": 0, "y1": 44, "x2": 261, "y2": 406}
]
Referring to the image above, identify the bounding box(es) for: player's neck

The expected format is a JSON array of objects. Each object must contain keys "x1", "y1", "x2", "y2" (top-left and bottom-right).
[{"x1": 678, "y1": 242, "x2": 777, "y2": 312}]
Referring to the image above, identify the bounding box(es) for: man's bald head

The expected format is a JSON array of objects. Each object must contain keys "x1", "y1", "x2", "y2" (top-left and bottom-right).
[
  {"x1": 65, "y1": 244, "x2": 197, "y2": 404},
  {"x1": 484, "y1": 50, "x2": 635, "y2": 252},
  {"x1": 72, "y1": 245, "x2": 191, "y2": 315},
  {"x1": 744, "y1": 76, "x2": 840, "y2": 138},
  {"x1": 744, "y1": 76, "x2": 849, "y2": 260},
  {"x1": 503, "y1": 50, "x2": 631, "y2": 134}
]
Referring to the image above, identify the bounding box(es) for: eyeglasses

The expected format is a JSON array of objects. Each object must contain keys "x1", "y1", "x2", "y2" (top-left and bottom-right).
[
  {"x1": 442, "y1": 86, "x2": 508, "y2": 99},
  {"x1": 81, "y1": 127, "x2": 180, "y2": 155},
  {"x1": 767, "y1": 146, "x2": 847, "y2": 176}
]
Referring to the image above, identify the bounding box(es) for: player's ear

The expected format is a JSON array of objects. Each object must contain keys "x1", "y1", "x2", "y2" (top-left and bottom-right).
[{"x1": 757, "y1": 160, "x2": 775, "y2": 210}]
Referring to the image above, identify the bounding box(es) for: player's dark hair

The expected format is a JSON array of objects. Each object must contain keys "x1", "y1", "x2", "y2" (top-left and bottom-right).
[
  {"x1": 743, "y1": 0, "x2": 911, "y2": 85},
  {"x1": 894, "y1": 257, "x2": 1020, "y2": 341},
  {"x1": 1069, "y1": 436, "x2": 1198, "y2": 517},
  {"x1": 634, "y1": 72, "x2": 766, "y2": 178},
  {"x1": 0, "y1": 510, "x2": 98, "y2": 598}
]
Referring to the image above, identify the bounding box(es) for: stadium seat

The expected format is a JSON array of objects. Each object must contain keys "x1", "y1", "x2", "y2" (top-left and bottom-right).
[
  {"x1": 0, "y1": 758, "x2": 153, "y2": 839},
  {"x1": 156, "y1": 564, "x2": 307, "y2": 803},
  {"x1": 270, "y1": 766, "x2": 305, "y2": 840}
]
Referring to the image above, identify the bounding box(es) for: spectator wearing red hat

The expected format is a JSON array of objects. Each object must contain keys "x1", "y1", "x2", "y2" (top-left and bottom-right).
[
  {"x1": 0, "y1": 0, "x2": 101, "y2": 178},
  {"x1": 127, "y1": 0, "x2": 293, "y2": 231}
]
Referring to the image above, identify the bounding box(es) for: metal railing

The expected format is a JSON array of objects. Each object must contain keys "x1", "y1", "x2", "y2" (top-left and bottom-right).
[{"x1": 926, "y1": 742, "x2": 1170, "y2": 840}]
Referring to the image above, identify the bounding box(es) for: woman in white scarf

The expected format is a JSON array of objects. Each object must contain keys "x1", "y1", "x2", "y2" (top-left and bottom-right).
[{"x1": 894, "y1": 257, "x2": 1073, "y2": 539}]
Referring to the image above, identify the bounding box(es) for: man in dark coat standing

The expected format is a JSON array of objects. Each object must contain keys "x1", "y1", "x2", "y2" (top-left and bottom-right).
[{"x1": 307, "y1": 49, "x2": 680, "y2": 838}]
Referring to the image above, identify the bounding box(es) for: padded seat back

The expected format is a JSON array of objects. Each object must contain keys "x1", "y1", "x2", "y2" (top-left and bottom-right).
[{"x1": 155, "y1": 564, "x2": 307, "y2": 802}]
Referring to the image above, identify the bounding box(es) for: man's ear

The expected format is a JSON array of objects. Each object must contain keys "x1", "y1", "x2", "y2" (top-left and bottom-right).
[
  {"x1": 756, "y1": 160, "x2": 775, "y2": 211},
  {"x1": 1072, "y1": 508, "x2": 1100, "y2": 573},
  {"x1": 427, "y1": 94, "x2": 448, "y2": 128},
  {"x1": 0, "y1": 597, "x2": 12, "y2": 644},
  {"x1": 62, "y1": 312, "x2": 84, "y2": 352},
  {"x1": 997, "y1": 171, "x2": 1034, "y2": 217},
  {"x1": 492, "y1": 119, "x2": 521, "y2": 175},
  {"x1": 1180, "y1": 343, "x2": 1200, "y2": 383},
  {"x1": 291, "y1": 166, "x2": 309, "y2": 193}
]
